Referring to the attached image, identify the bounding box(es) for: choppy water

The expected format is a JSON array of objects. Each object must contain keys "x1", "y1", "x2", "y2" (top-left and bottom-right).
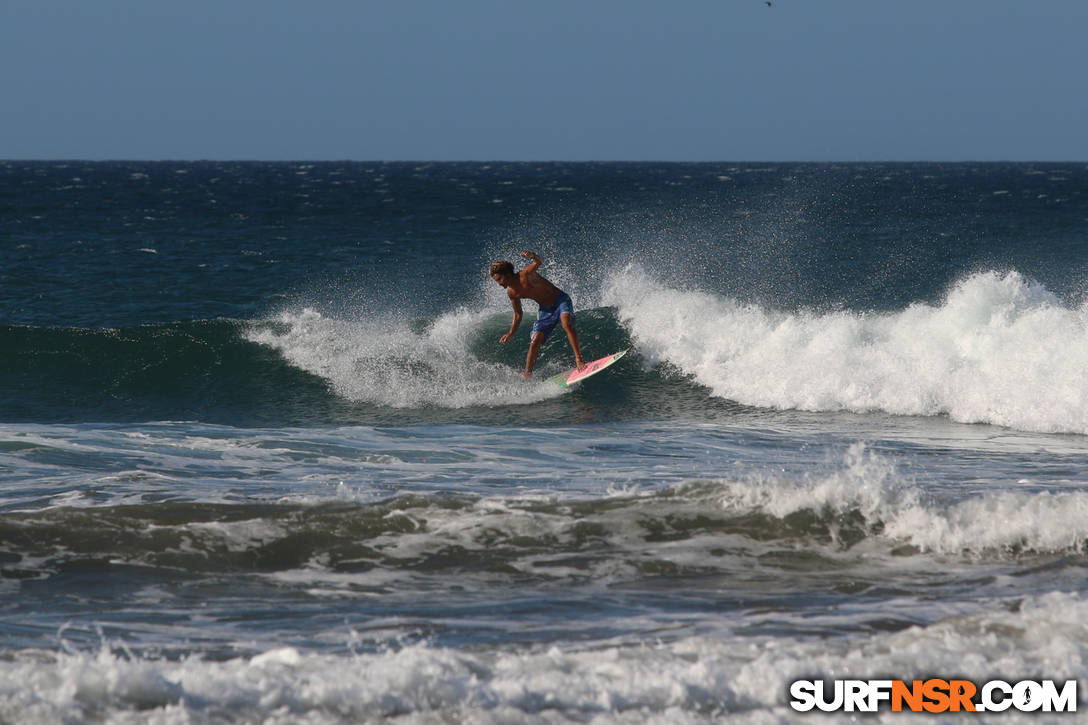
[{"x1": 3, "y1": 161, "x2": 1088, "y2": 722}]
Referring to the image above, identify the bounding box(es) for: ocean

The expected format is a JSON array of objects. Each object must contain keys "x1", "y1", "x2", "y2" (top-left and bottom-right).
[{"x1": 2, "y1": 160, "x2": 1088, "y2": 723}]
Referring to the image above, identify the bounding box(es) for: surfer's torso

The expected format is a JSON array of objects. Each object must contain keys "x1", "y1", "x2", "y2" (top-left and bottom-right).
[{"x1": 505, "y1": 269, "x2": 562, "y2": 308}]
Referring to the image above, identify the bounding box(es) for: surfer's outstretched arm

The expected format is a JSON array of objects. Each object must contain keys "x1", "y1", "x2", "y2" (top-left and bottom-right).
[
  {"x1": 520, "y1": 250, "x2": 542, "y2": 274},
  {"x1": 500, "y1": 294, "x2": 523, "y2": 345}
]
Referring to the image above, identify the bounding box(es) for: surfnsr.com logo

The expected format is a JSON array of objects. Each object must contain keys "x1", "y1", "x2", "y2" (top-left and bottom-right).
[{"x1": 789, "y1": 679, "x2": 1078, "y2": 714}]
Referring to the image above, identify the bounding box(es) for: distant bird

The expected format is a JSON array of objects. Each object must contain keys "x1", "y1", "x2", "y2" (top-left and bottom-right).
[{"x1": 765, "y1": 1, "x2": 772, "y2": 5}]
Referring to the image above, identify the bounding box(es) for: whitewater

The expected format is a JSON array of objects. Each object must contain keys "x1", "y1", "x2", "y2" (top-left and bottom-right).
[
  {"x1": 606, "y1": 267, "x2": 1088, "y2": 433},
  {"x1": 248, "y1": 265, "x2": 1088, "y2": 434}
]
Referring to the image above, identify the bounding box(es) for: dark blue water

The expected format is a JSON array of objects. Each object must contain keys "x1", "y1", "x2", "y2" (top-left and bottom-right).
[{"x1": 2, "y1": 161, "x2": 1088, "y2": 722}]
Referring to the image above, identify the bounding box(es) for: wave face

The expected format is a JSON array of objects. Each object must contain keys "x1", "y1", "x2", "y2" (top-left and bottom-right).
[
  {"x1": 2, "y1": 308, "x2": 642, "y2": 426},
  {"x1": 11, "y1": 268, "x2": 1088, "y2": 435},
  {"x1": 0, "y1": 320, "x2": 337, "y2": 425},
  {"x1": 606, "y1": 267, "x2": 1088, "y2": 434}
]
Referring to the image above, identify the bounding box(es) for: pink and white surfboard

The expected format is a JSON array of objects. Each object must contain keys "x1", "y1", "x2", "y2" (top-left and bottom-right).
[{"x1": 546, "y1": 347, "x2": 631, "y2": 387}]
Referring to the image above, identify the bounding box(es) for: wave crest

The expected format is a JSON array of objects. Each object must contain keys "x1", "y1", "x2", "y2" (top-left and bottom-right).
[{"x1": 605, "y1": 267, "x2": 1088, "y2": 434}]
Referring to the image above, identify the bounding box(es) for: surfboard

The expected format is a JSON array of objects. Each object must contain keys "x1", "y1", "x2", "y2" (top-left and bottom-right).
[{"x1": 545, "y1": 347, "x2": 630, "y2": 387}]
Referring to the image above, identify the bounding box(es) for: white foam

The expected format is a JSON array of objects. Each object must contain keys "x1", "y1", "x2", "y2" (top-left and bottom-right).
[
  {"x1": 604, "y1": 267, "x2": 1088, "y2": 434},
  {"x1": 246, "y1": 308, "x2": 561, "y2": 409},
  {"x1": 2, "y1": 590, "x2": 1085, "y2": 723},
  {"x1": 184, "y1": 518, "x2": 289, "y2": 553},
  {"x1": 714, "y1": 443, "x2": 1088, "y2": 557},
  {"x1": 885, "y1": 489, "x2": 1088, "y2": 555},
  {"x1": 711, "y1": 442, "x2": 914, "y2": 534}
]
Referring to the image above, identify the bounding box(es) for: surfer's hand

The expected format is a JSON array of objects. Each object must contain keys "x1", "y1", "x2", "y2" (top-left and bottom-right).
[{"x1": 500, "y1": 333, "x2": 511, "y2": 344}]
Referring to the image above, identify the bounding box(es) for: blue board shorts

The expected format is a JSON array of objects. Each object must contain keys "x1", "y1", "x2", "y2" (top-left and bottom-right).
[{"x1": 531, "y1": 292, "x2": 575, "y2": 342}]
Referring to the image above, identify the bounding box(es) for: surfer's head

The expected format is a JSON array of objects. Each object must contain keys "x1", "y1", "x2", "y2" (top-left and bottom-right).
[{"x1": 490, "y1": 260, "x2": 515, "y2": 287}]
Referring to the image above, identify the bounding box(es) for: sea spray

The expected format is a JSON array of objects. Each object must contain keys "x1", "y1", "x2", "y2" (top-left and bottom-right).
[{"x1": 245, "y1": 308, "x2": 560, "y2": 408}]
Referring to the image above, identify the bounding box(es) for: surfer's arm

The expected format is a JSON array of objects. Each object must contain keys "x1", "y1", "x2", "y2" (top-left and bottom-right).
[
  {"x1": 520, "y1": 250, "x2": 542, "y2": 273},
  {"x1": 500, "y1": 295, "x2": 522, "y2": 344}
]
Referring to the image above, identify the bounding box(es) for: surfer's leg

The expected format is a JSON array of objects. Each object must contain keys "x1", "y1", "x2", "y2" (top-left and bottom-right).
[
  {"x1": 560, "y1": 313, "x2": 585, "y2": 370},
  {"x1": 525, "y1": 332, "x2": 545, "y2": 377}
]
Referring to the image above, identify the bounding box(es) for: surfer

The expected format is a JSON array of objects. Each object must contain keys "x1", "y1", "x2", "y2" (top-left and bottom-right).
[{"x1": 490, "y1": 250, "x2": 586, "y2": 377}]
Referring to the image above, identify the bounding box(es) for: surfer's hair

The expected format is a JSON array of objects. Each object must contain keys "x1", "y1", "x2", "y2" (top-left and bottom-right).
[{"x1": 490, "y1": 260, "x2": 515, "y2": 277}]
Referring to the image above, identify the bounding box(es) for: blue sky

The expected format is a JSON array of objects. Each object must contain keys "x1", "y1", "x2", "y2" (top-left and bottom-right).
[{"x1": 2, "y1": 1, "x2": 1086, "y2": 161}]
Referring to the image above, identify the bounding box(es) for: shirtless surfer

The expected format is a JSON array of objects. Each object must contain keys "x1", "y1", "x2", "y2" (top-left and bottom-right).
[{"x1": 490, "y1": 250, "x2": 585, "y2": 377}]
